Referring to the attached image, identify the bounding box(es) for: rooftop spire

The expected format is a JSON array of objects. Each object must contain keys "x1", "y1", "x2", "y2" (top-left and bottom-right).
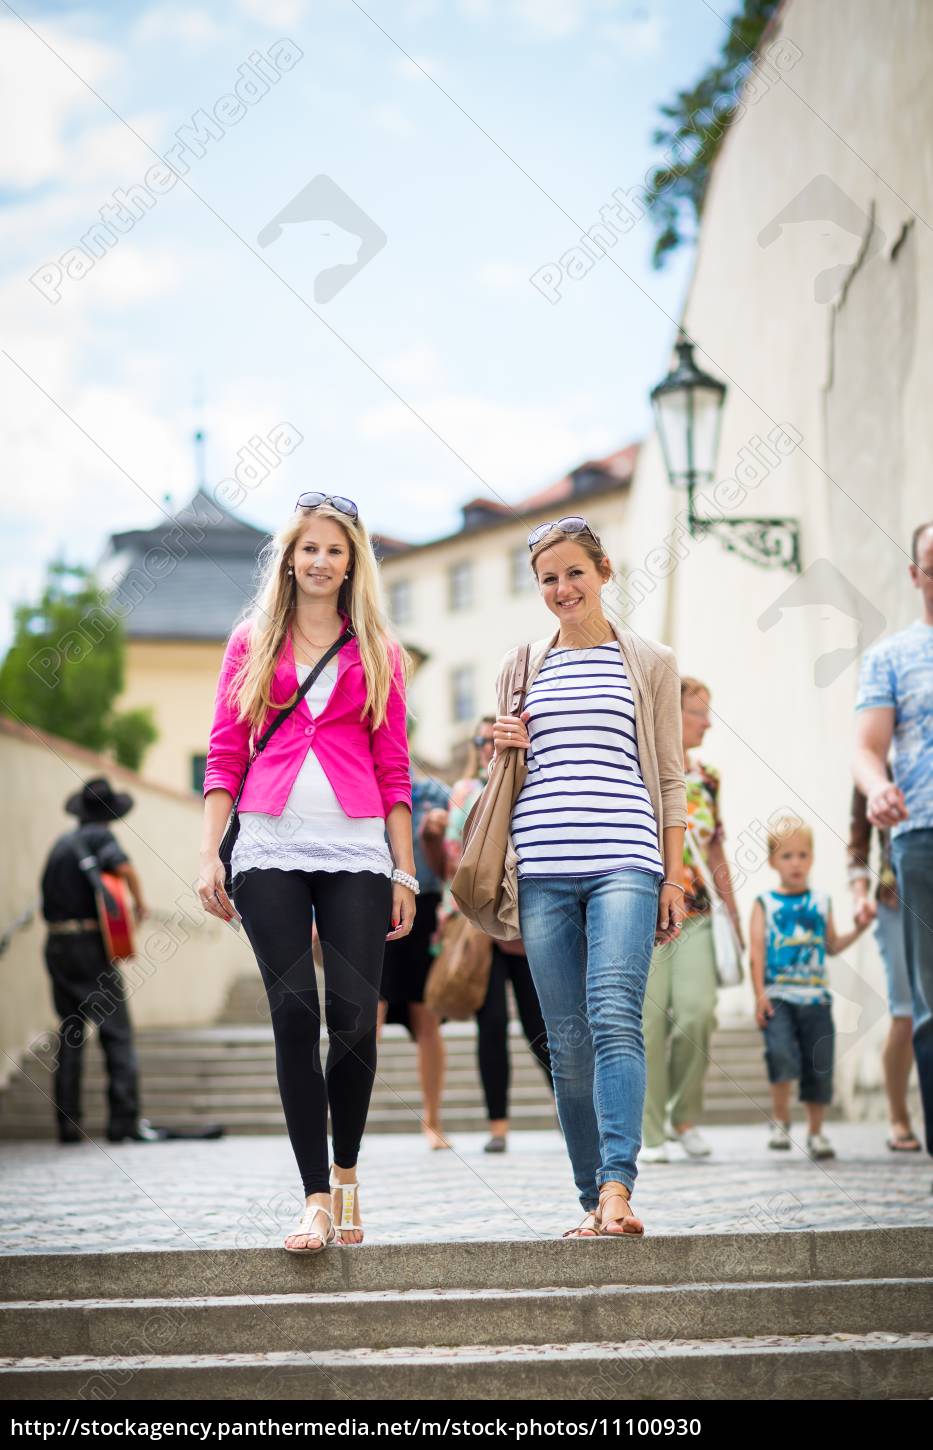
[{"x1": 193, "y1": 375, "x2": 207, "y2": 492}]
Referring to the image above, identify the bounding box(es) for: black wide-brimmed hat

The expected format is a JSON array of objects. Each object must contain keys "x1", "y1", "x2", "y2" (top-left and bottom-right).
[{"x1": 65, "y1": 776, "x2": 135, "y2": 823}]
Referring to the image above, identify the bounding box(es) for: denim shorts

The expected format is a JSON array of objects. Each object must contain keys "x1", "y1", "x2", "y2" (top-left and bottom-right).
[
  {"x1": 762, "y1": 997, "x2": 834, "y2": 1103},
  {"x1": 873, "y1": 902, "x2": 913, "y2": 1019}
]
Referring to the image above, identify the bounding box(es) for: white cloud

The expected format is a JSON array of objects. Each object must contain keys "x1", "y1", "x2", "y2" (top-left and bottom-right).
[
  {"x1": 360, "y1": 393, "x2": 615, "y2": 495},
  {"x1": 134, "y1": 6, "x2": 225, "y2": 46},
  {"x1": 395, "y1": 53, "x2": 445, "y2": 82},
  {"x1": 78, "y1": 245, "x2": 184, "y2": 308},
  {"x1": 0, "y1": 16, "x2": 118, "y2": 188},
  {"x1": 371, "y1": 103, "x2": 416, "y2": 138},
  {"x1": 511, "y1": 0, "x2": 587, "y2": 39},
  {"x1": 379, "y1": 345, "x2": 447, "y2": 390},
  {"x1": 235, "y1": 0, "x2": 311, "y2": 27},
  {"x1": 600, "y1": 15, "x2": 665, "y2": 57},
  {"x1": 67, "y1": 113, "x2": 170, "y2": 187},
  {"x1": 476, "y1": 260, "x2": 533, "y2": 295},
  {"x1": 463, "y1": 0, "x2": 648, "y2": 45}
]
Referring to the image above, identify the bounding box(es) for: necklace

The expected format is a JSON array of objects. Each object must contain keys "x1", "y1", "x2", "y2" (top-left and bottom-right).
[{"x1": 292, "y1": 619, "x2": 342, "y2": 664}]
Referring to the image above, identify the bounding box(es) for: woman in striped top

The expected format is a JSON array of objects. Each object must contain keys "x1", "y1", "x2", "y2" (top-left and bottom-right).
[{"x1": 493, "y1": 518, "x2": 687, "y2": 1238}]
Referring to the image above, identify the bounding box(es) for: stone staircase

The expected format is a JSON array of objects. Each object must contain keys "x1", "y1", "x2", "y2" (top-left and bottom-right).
[
  {"x1": 1, "y1": 1227, "x2": 930, "y2": 1398},
  {"x1": 0, "y1": 970, "x2": 815, "y2": 1140}
]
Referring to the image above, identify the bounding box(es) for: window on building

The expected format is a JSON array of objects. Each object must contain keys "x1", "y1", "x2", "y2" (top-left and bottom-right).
[
  {"x1": 509, "y1": 544, "x2": 536, "y2": 594},
  {"x1": 447, "y1": 559, "x2": 473, "y2": 611},
  {"x1": 191, "y1": 754, "x2": 207, "y2": 793},
  {"x1": 450, "y1": 665, "x2": 475, "y2": 724},
  {"x1": 388, "y1": 578, "x2": 412, "y2": 625}
]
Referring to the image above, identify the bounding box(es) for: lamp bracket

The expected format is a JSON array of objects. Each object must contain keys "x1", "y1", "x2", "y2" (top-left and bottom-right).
[{"x1": 690, "y1": 513, "x2": 801, "y2": 572}]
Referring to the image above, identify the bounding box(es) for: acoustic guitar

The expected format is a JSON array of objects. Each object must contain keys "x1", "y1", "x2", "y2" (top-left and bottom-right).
[{"x1": 94, "y1": 871, "x2": 137, "y2": 962}]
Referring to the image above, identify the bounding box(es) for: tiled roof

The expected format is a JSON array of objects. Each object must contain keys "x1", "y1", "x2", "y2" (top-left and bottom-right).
[
  {"x1": 100, "y1": 488, "x2": 270, "y2": 642},
  {"x1": 519, "y1": 443, "x2": 639, "y2": 511},
  {"x1": 106, "y1": 554, "x2": 264, "y2": 641},
  {"x1": 381, "y1": 440, "x2": 641, "y2": 558}
]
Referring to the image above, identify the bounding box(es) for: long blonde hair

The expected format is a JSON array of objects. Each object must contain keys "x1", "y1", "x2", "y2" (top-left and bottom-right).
[{"x1": 225, "y1": 503, "x2": 410, "y2": 734}]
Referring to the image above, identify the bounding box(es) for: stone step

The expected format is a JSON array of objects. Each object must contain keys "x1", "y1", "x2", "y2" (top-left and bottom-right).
[
  {"x1": 4, "y1": 1101, "x2": 829, "y2": 1136},
  {"x1": 30, "y1": 1061, "x2": 555, "y2": 1088},
  {"x1": 0, "y1": 1016, "x2": 783, "y2": 1141},
  {"x1": 4, "y1": 1227, "x2": 927, "y2": 1301},
  {"x1": 1, "y1": 1277, "x2": 928, "y2": 1360},
  {"x1": 0, "y1": 1083, "x2": 556, "y2": 1112},
  {"x1": 3, "y1": 1331, "x2": 931, "y2": 1400},
  {"x1": 0, "y1": 1107, "x2": 562, "y2": 1138}
]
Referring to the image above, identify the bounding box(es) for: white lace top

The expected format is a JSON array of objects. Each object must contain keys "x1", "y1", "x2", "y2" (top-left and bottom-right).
[{"x1": 230, "y1": 659, "x2": 393, "y2": 877}]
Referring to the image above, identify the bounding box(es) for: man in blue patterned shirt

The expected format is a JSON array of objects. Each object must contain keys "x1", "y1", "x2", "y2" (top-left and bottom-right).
[{"x1": 854, "y1": 520, "x2": 933, "y2": 1161}]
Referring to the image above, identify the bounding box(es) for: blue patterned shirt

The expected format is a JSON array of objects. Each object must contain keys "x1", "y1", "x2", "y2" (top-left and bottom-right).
[
  {"x1": 856, "y1": 621, "x2": 933, "y2": 838},
  {"x1": 757, "y1": 889, "x2": 831, "y2": 1006}
]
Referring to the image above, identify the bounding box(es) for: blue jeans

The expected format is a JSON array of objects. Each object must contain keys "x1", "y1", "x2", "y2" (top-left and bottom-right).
[
  {"x1": 518, "y1": 869, "x2": 660, "y2": 1208},
  {"x1": 892, "y1": 829, "x2": 933, "y2": 1157}
]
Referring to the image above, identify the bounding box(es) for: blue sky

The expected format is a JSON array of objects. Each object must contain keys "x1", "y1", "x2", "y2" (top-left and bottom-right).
[{"x1": 1, "y1": 0, "x2": 727, "y2": 651}]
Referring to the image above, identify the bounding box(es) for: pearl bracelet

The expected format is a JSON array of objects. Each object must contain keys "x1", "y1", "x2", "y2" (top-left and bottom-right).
[{"x1": 391, "y1": 868, "x2": 420, "y2": 895}]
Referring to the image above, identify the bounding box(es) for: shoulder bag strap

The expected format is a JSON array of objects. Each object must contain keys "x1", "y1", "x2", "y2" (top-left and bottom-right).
[
  {"x1": 229, "y1": 626, "x2": 353, "y2": 811},
  {"x1": 509, "y1": 643, "x2": 532, "y2": 716},
  {"x1": 67, "y1": 824, "x2": 119, "y2": 916}
]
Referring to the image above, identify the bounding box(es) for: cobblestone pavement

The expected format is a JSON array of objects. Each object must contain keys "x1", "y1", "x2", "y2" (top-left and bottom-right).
[{"x1": 0, "y1": 1124, "x2": 929, "y2": 1255}]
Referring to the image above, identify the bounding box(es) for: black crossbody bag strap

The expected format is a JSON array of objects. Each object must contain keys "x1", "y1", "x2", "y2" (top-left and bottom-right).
[{"x1": 227, "y1": 626, "x2": 353, "y2": 813}]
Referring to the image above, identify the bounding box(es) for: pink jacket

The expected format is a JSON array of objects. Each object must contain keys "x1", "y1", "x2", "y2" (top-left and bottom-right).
[{"x1": 202, "y1": 615, "x2": 412, "y2": 820}]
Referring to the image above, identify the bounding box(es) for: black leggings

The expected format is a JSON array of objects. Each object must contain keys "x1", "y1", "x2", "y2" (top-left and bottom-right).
[
  {"x1": 475, "y1": 946, "x2": 553, "y2": 1122},
  {"x1": 234, "y1": 868, "x2": 393, "y2": 1195}
]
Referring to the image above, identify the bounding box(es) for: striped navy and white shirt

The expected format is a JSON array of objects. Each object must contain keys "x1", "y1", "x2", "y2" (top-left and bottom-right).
[{"x1": 512, "y1": 642, "x2": 663, "y2": 880}]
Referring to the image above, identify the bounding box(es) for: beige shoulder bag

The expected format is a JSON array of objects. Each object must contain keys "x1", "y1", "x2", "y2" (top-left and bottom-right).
[{"x1": 449, "y1": 645, "x2": 531, "y2": 939}]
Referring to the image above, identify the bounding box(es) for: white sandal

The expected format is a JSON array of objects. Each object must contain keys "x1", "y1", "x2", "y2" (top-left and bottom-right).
[
  {"x1": 284, "y1": 1202, "x2": 335, "y2": 1255},
  {"x1": 331, "y1": 1176, "x2": 363, "y2": 1245}
]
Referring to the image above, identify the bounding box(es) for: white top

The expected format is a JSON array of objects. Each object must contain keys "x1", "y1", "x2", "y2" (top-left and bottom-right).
[
  {"x1": 230, "y1": 659, "x2": 393, "y2": 877},
  {"x1": 512, "y1": 642, "x2": 664, "y2": 879}
]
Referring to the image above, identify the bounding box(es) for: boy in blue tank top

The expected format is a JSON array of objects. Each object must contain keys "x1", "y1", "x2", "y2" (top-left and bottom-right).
[{"x1": 750, "y1": 816, "x2": 873, "y2": 1160}]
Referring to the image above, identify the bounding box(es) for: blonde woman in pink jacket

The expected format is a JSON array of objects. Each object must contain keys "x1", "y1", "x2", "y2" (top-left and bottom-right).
[{"x1": 199, "y1": 494, "x2": 416, "y2": 1254}]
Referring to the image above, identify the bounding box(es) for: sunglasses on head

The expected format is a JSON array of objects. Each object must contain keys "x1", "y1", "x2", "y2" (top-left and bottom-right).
[
  {"x1": 472, "y1": 734, "x2": 494, "y2": 747},
  {"x1": 527, "y1": 515, "x2": 600, "y2": 551},
  {"x1": 295, "y1": 492, "x2": 358, "y2": 519}
]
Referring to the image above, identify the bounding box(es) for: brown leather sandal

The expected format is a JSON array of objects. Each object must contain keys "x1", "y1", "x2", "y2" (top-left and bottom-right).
[
  {"x1": 562, "y1": 1210, "x2": 600, "y2": 1239},
  {"x1": 597, "y1": 1180, "x2": 644, "y2": 1237}
]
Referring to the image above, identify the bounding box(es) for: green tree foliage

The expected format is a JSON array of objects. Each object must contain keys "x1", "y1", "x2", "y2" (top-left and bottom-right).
[
  {"x1": 645, "y1": 0, "x2": 780, "y2": 268},
  {"x1": 107, "y1": 708, "x2": 159, "y2": 774},
  {"x1": 0, "y1": 559, "x2": 158, "y2": 769}
]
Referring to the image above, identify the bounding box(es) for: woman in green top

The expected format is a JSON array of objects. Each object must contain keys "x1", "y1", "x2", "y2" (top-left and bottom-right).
[
  {"x1": 441, "y1": 716, "x2": 553, "y2": 1153},
  {"x1": 641, "y1": 676, "x2": 744, "y2": 1162}
]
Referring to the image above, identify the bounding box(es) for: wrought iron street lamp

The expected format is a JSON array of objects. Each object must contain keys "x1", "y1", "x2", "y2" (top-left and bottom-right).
[{"x1": 650, "y1": 337, "x2": 801, "y2": 572}]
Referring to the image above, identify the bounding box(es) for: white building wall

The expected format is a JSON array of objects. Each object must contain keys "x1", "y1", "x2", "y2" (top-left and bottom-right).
[{"x1": 625, "y1": 0, "x2": 933, "y2": 1106}]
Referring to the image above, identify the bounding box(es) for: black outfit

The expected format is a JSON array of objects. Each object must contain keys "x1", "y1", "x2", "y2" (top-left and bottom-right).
[
  {"x1": 476, "y1": 945, "x2": 553, "y2": 1121},
  {"x1": 380, "y1": 889, "x2": 442, "y2": 1034},
  {"x1": 40, "y1": 824, "x2": 139, "y2": 1140},
  {"x1": 233, "y1": 867, "x2": 393, "y2": 1195}
]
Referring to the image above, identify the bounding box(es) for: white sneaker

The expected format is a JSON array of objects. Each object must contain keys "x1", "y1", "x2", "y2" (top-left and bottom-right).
[
  {"x1": 768, "y1": 1120, "x2": 792, "y2": 1150},
  {"x1": 674, "y1": 1126, "x2": 712, "y2": 1158},
  {"x1": 807, "y1": 1131, "x2": 836, "y2": 1160},
  {"x1": 639, "y1": 1143, "x2": 670, "y2": 1164},
  {"x1": 664, "y1": 1118, "x2": 678, "y2": 1142}
]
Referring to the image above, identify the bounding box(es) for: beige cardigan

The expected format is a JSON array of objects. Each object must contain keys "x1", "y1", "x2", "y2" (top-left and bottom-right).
[{"x1": 489, "y1": 620, "x2": 687, "y2": 937}]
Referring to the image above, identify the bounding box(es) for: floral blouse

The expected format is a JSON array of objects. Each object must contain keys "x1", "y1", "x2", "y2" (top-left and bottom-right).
[{"x1": 683, "y1": 762, "x2": 723, "y2": 918}]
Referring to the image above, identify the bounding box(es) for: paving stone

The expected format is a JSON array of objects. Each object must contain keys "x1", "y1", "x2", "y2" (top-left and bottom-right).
[{"x1": 0, "y1": 1123, "x2": 929, "y2": 1257}]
